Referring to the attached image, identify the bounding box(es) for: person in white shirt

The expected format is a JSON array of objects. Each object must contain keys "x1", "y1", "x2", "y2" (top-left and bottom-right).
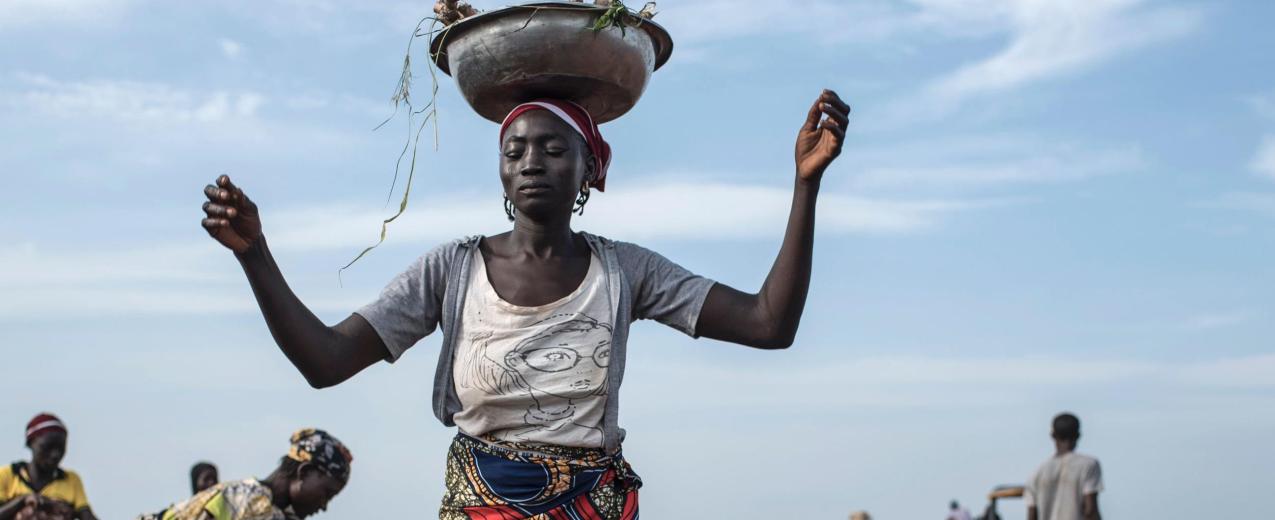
[{"x1": 1025, "y1": 413, "x2": 1103, "y2": 520}]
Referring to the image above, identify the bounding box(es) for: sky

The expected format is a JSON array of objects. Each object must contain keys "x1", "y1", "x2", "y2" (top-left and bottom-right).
[{"x1": 1, "y1": 0, "x2": 1273, "y2": 518}]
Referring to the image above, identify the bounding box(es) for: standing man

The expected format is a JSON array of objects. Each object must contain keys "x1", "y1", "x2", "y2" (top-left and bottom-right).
[
  {"x1": 947, "y1": 499, "x2": 972, "y2": 520},
  {"x1": 0, "y1": 413, "x2": 98, "y2": 520},
  {"x1": 1025, "y1": 413, "x2": 1103, "y2": 520}
]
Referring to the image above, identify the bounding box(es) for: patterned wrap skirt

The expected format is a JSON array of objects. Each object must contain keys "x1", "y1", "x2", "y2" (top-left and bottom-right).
[{"x1": 440, "y1": 433, "x2": 641, "y2": 520}]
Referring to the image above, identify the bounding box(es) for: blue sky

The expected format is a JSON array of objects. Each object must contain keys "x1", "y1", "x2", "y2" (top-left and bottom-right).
[{"x1": 1, "y1": 0, "x2": 1273, "y2": 518}]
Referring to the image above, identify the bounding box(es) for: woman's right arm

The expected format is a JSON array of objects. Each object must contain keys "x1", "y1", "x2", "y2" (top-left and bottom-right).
[{"x1": 202, "y1": 175, "x2": 388, "y2": 388}]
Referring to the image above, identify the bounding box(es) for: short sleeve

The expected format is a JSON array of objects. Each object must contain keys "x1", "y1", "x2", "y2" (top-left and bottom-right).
[
  {"x1": 0, "y1": 466, "x2": 14, "y2": 501},
  {"x1": 353, "y1": 242, "x2": 455, "y2": 361},
  {"x1": 1082, "y1": 459, "x2": 1104, "y2": 495},
  {"x1": 66, "y1": 471, "x2": 90, "y2": 511},
  {"x1": 615, "y1": 242, "x2": 716, "y2": 336}
]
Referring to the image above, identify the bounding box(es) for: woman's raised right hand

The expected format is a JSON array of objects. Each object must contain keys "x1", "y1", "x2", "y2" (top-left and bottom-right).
[{"x1": 202, "y1": 174, "x2": 262, "y2": 254}]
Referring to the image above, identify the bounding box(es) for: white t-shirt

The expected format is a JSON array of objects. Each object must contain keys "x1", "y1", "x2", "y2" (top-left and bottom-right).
[
  {"x1": 1024, "y1": 452, "x2": 1103, "y2": 520},
  {"x1": 451, "y1": 251, "x2": 613, "y2": 447}
]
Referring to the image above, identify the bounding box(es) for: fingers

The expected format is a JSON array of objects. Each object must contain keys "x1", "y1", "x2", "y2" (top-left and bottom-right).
[
  {"x1": 202, "y1": 201, "x2": 238, "y2": 219},
  {"x1": 204, "y1": 177, "x2": 256, "y2": 212},
  {"x1": 804, "y1": 89, "x2": 851, "y2": 134},
  {"x1": 216, "y1": 174, "x2": 239, "y2": 192},
  {"x1": 802, "y1": 96, "x2": 823, "y2": 131},
  {"x1": 819, "y1": 119, "x2": 847, "y2": 141},
  {"x1": 204, "y1": 183, "x2": 235, "y2": 204},
  {"x1": 821, "y1": 102, "x2": 849, "y2": 129},
  {"x1": 202, "y1": 217, "x2": 251, "y2": 253},
  {"x1": 820, "y1": 89, "x2": 851, "y2": 114}
]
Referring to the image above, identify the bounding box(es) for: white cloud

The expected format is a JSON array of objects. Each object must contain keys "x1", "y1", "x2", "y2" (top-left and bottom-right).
[
  {"x1": 855, "y1": 138, "x2": 1144, "y2": 189},
  {"x1": 6, "y1": 72, "x2": 266, "y2": 123},
  {"x1": 218, "y1": 38, "x2": 245, "y2": 58},
  {"x1": 0, "y1": 0, "x2": 136, "y2": 29},
  {"x1": 0, "y1": 180, "x2": 1006, "y2": 316},
  {"x1": 1251, "y1": 135, "x2": 1275, "y2": 181},
  {"x1": 926, "y1": 0, "x2": 1201, "y2": 104},
  {"x1": 1246, "y1": 92, "x2": 1275, "y2": 120},
  {"x1": 266, "y1": 181, "x2": 1011, "y2": 252},
  {"x1": 638, "y1": 352, "x2": 1275, "y2": 410},
  {"x1": 1202, "y1": 192, "x2": 1275, "y2": 218},
  {"x1": 1181, "y1": 310, "x2": 1257, "y2": 332}
]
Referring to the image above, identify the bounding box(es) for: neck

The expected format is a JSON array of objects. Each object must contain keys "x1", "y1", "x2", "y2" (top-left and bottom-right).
[
  {"x1": 508, "y1": 214, "x2": 578, "y2": 258},
  {"x1": 1054, "y1": 440, "x2": 1076, "y2": 456},
  {"x1": 260, "y1": 469, "x2": 292, "y2": 511},
  {"x1": 26, "y1": 462, "x2": 55, "y2": 484}
]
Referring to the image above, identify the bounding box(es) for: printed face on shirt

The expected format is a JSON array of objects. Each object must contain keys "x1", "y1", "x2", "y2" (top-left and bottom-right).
[{"x1": 504, "y1": 319, "x2": 612, "y2": 400}]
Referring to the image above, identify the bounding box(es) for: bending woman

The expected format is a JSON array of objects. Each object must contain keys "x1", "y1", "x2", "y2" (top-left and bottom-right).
[
  {"x1": 139, "y1": 429, "x2": 351, "y2": 520},
  {"x1": 201, "y1": 90, "x2": 849, "y2": 519}
]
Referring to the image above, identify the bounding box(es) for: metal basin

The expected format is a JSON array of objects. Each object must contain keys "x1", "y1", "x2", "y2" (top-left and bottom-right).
[{"x1": 430, "y1": 2, "x2": 673, "y2": 124}]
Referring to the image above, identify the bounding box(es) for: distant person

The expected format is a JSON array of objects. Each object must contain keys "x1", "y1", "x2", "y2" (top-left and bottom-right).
[
  {"x1": 139, "y1": 429, "x2": 351, "y2": 520},
  {"x1": 189, "y1": 463, "x2": 218, "y2": 496},
  {"x1": 947, "y1": 499, "x2": 972, "y2": 520},
  {"x1": 1025, "y1": 413, "x2": 1102, "y2": 520},
  {"x1": 849, "y1": 511, "x2": 872, "y2": 520},
  {"x1": 0, "y1": 413, "x2": 98, "y2": 520}
]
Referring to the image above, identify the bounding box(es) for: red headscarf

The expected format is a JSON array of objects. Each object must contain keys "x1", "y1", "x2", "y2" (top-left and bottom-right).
[
  {"x1": 26, "y1": 413, "x2": 66, "y2": 445},
  {"x1": 499, "y1": 100, "x2": 612, "y2": 192}
]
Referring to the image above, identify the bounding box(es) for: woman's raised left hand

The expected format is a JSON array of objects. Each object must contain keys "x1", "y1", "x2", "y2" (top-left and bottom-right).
[{"x1": 794, "y1": 89, "x2": 850, "y2": 182}]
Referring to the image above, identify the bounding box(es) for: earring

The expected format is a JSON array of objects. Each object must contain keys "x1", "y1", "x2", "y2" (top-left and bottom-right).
[
  {"x1": 574, "y1": 183, "x2": 591, "y2": 216},
  {"x1": 503, "y1": 194, "x2": 515, "y2": 222}
]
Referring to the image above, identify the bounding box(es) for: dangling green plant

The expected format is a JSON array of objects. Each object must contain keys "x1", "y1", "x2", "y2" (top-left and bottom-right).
[
  {"x1": 590, "y1": 0, "x2": 636, "y2": 35},
  {"x1": 339, "y1": 15, "x2": 454, "y2": 282}
]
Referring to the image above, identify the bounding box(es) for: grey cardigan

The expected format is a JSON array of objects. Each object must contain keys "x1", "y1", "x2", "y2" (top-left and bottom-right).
[{"x1": 355, "y1": 232, "x2": 715, "y2": 453}]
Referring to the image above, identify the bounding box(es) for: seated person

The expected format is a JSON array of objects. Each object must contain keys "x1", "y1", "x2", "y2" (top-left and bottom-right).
[
  {"x1": 0, "y1": 413, "x2": 97, "y2": 520},
  {"x1": 140, "y1": 429, "x2": 351, "y2": 520}
]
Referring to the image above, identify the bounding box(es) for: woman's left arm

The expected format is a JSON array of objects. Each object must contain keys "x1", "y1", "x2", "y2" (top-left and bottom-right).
[{"x1": 695, "y1": 90, "x2": 849, "y2": 349}]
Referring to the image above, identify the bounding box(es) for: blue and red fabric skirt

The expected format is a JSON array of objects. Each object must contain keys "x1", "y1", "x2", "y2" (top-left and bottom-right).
[{"x1": 440, "y1": 433, "x2": 641, "y2": 520}]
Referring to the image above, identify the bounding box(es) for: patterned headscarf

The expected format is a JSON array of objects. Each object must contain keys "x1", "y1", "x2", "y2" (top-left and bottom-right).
[
  {"x1": 287, "y1": 428, "x2": 352, "y2": 482},
  {"x1": 499, "y1": 99, "x2": 612, "y2": 192}
]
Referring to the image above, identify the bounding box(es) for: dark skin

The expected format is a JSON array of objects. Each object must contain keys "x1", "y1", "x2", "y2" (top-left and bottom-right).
[
  {"x1": 259, "y1": 463, "x2": 345, "y2": 519},
  {"x1": 1026, "y1": 434, "x2": 1100, "y2": 520},
  {"x1": 192, "y1": 466, "x2": 218, "y2": 495},
  {"x1": 0, "y1": 434, "x2": 98, "y2": 520},
  {"x1": 201, "y1": 90, "x2": 849, "y2": 388}
]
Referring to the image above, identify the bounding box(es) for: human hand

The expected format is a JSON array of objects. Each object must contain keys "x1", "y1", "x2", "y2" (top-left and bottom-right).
[
  {"x1": 202, "y1": 174, "x2": 262, "y2": 255},
  {"x1": 794, "y1": 89, "x2": 850, "y2": 182},
  {"x1": 39, "y1": 499, "x2": 74, "y2": 520}
]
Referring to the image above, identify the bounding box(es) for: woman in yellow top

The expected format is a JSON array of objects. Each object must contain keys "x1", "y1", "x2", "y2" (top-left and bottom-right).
[
  {"x1": 0, "y1": 413, "x2": 97, "y2": 520},
  {"x1": 139, "y1": 429, "x2": 351, "y2": 520}
]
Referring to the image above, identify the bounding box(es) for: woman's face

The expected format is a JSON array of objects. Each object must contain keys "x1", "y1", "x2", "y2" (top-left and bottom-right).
[
  {"x1": 288, "y1": 465, "x2": 345, "y2": 518},
  {"x1": 500, "y1": 111, "x2": 592, "y2": 221}
]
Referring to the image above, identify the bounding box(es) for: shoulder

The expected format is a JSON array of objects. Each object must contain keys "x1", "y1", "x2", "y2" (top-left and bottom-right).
[
  {"x1": 1071, "y1": 453, "x2": 1101, "y2": 468},
  {"x1": 422, "y1": 235, "x2": 481, "y2": 263},
  {"x1": 1031, "y1": 457, "x2": 1056, "y2": 476},
  {"x1": 582, "y1": 233, "x2": 659, "y2": 266},
  {"x1": 62, "y1": 469, "x2": 85, "y2": 485}
]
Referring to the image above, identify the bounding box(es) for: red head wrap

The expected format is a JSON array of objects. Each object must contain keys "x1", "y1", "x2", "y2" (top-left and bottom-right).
[
  {"x1": 499, "y1": 100, "x2": 611, "y2": 192},
  {"x1": 26, "y1": 413, "x2": 66, "y2": 445}
]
